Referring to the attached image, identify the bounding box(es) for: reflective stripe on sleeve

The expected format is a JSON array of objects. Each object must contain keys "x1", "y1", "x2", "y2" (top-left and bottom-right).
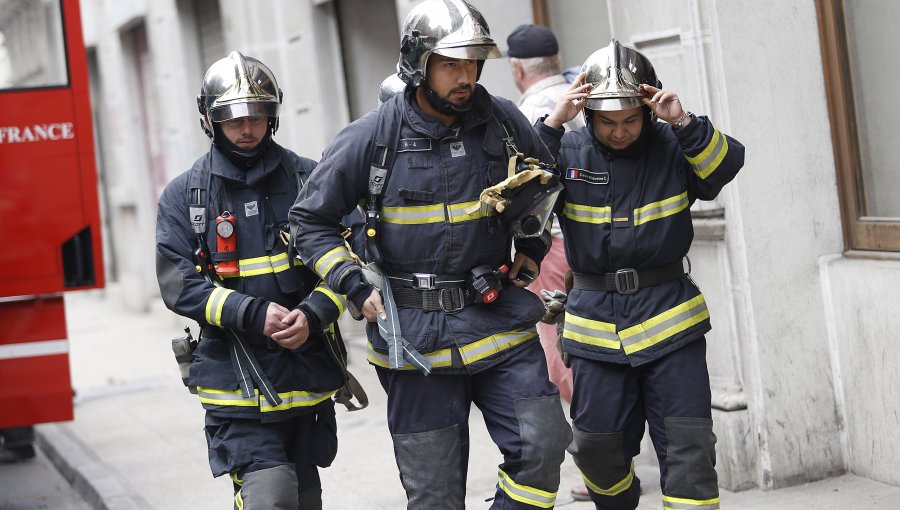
[
  {"x1": 498, "y1": 468, "x2": 557, "y2": 508},
  {"x1": 686, "y1": 128, "x2": 728, "y2": 180},
  {"x1": 633, "y1": 192, "x2": 689, "y2": 226},
  {"x1": 205, "y1": 287, "x2": 235, "y2": 326},
  {"x1": 314, "y1": 246, "x2": 354, "y2": 278},
  {"x1": 618, "y1": 295, "x2": 709, "y2": 355},
  {"x1": 563, "y1": 313, "x2": 621, "y2": 350},
  {"x1": 662, "y1": 494, "x2": 720, "y2": 510},
  {"x1": 563, "y1": 202, "x2": 612, "y2": 224},
  {"x1": 313, "y1": 282, "x2": 346, "y2": 316}
]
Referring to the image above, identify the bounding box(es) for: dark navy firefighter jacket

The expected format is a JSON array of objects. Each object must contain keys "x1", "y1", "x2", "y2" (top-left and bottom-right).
[
  {"x1": 156, "y1": 143, "x2": 346, "y2": 421},
  {"x1": 290, "y1": 87, "x2": 554, "y2": 374},
  {"x1": 537, "y1": 114, "x2": 745, "y2": 366}
]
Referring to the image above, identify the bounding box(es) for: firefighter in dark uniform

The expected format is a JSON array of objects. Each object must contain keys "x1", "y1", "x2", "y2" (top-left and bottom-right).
[
  {"x1": 155, "y1": 51, "x2": 347, "y2": 510},
  {"x1": 537, "y1": 41, "x2": 746, "y2": 509},
  {"x1": 290, "y1": 1, "x2": 572, "y2": 507}
]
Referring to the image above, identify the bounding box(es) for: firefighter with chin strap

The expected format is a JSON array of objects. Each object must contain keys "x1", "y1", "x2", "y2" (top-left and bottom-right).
[
  {"x1": 290, "y1": 1, "x2": 578, "y2": 508},
  {"x1": 155, "y1": 51, "x2": 364, "y2": 510},
  {"x1": 537, "y1": 40, "x2": 746, "y2": 509}
]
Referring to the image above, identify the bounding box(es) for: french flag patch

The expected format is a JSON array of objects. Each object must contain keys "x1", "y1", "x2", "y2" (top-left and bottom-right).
[{"x1": 566, "y1": 168, "x2": 609, "y2": 185}]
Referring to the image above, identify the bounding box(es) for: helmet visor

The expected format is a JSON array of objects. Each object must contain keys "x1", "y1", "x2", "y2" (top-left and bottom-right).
[
  {"x1": 585, "y1": 95, "x2": 643, "y2": 112},
  {"x1": 209, "y1": 101, "x2": 279, "y2": 123},
  {"x1": 433, "y1": 44, "x2": 502, "y2": 61}
]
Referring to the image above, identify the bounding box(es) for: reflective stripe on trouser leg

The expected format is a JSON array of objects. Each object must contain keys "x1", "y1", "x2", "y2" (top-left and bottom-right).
[
  {"x1": 236, "y1": 465, "x2": 300, "y2": 510},
  {"x1": 393, "y1": 424, "x2": 465, "y2": 510},
  {"x1": 661, "y1": 417, "x2": 719, "y2": 510},
  {"x1": 494, "y1": 396, "x2": 571, "y2": 508},
  {"x1": 567, "y1": 426, "x2": 640, "y2": 510}
]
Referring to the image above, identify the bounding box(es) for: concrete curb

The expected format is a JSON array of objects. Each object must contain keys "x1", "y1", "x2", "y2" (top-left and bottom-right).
[{"x1": 36, "y1": 423, "x2": 146, "y2": 510}]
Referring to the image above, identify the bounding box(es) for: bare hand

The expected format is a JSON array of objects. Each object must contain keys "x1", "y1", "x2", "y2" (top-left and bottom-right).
[
  {"x1": 270, "y1": 309, "x2": 311, "y2": 350},
  {"x1": 361, "y1": 289, "x2": 386, "y2": 322},
  {"x1": 263, "y1": 302, "x2": 291, "y2": 337},
  {"x1": 639, "y1": 84, "x2": 689, "y2": 126},
  {"x1": 508, "y1": 253, "x2": 540, "y2": 288},
  {"x1": 544, "y1": 72, "x2": 591, "y2": 129}
]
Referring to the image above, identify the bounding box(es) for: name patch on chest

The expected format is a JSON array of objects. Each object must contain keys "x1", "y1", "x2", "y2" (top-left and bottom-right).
[
  {"x1": 450, "y1": 141, "x2": 466, "y2": 158},
  {"x1": 398, "y1": 138, "x2": 432, "y2": 152},
  {"x1": 244, "y1": 201, "x2": 259, "y2": 217},
  {"x1": 566, "y1": 168, "x2": 609, "y2": 185}
]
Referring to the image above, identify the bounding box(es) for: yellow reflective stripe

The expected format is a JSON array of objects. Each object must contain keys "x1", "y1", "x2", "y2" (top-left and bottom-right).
[
  {"x1": 313, "y1": 283, "x2": 346, "y2": 316},
  {"x1": 231, "y1": 472, "x2": 244, "y2": 509},
  {"x1": 204, "y1": 287, "x2": 234, "y2": 326},
  {"x1": 633, "y1": 192, "x2": 689, "y2": 226},
  {"x1": 197, "y1": 386, "x2": 337, "y2": 412},
  {"x1": 458, "y1": 328, "x2": 537, "y2": 364},
  {"x1": 367, "y1": 342, "x2": 455, "y2": 369},
  {"x1": 219, "y1": 253, "x2": 302, "y2": 279},
  {"x1": 686, "y1": 128, "x2": 729, "y2": 180},
  {"x1": 582, "y1": 460, "x2": 634, "y2": 496},
  {"x1": 314, "y1": 246, "x2": 353, "y2": 278},
  {"x1": 663, "y1": 494, "x2": 720, "y2": 510},
  {"x1": 197, "y1": 387, "x2": 258, "y2": 407},
  {"x1": 498, "y1": 468, "x2": 557, "y2": 508},
  {"x1": 447, "y1": 200, "x2": 494, "y2": 223},
  {"x1": 619, "y1": 295, "x2": 710, "y2": 355},
  {"x1": 563, "y1": 201, "x2": 611, "y2": 224},
  {"x1": 382, "y1": 203, "x2": 445, "y2": 224},
  {"x1": 563, "y1": 313, "x2": 621, "y2": 350},
  {"x1": 261, "y1": 390, "x2": 336, "y2": 412},
  {"x1": 268, "y1": 252, "x2": 292, "y2": 273}
]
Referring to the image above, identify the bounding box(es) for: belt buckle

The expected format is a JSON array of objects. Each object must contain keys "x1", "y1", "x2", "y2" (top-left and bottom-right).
[
  {"x1": 614, "y1": 268, "x2": 639, "y2": 294},
  {"x1": 438, "y1": 288, "x2": 465, "y2": 314},
  {"x1": 413, "y1": 273, "x2": 436, "y2": 290}
]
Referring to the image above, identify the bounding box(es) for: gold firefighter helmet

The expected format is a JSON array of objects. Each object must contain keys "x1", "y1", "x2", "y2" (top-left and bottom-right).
[
  {"x1": 397, "y1": 0, "x2": 502, "y2": 87},
  {"x1": 197, "y1": 51, "x2": 282, "y2": 140}
]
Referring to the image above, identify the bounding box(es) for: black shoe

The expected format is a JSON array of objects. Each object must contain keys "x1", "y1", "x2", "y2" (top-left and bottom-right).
[{"x1": 0, "y1": 444, "x2": 36, "y2": 463}]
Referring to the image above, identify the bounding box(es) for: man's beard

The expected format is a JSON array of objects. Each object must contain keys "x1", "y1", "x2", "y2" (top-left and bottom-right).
[{"x1": 423, "y1": 84, "x2": 474, "y2": 115}]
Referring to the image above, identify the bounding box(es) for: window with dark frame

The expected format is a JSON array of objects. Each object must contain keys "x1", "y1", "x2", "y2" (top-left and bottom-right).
[{"x1": 817, "y1": 0, "x2": 900, "y2": 252}]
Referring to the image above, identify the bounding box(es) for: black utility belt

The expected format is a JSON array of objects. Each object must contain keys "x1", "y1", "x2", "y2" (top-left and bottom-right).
[
  {"x1": 386, "y1": 270, "x2": 488, "y2": 313},
  {"x1": 573, "y1": 259, "x2": 687, "y2": 295}
]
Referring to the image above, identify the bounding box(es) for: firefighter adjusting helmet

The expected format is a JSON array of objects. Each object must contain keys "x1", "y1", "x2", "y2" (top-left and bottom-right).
[
  {"x1": 197, "y1": 51, "x2": 283, "y2": 140},
  {"x1": 397, "y1": 0, "x2": 502, "y2": 87},
  {"x1": 581, "y1": 39, "x2": 659, "y2": 122}
]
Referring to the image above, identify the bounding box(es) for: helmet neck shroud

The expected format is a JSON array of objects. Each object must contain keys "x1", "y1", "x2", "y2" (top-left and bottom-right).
[{"x1": 212, "y1": 122, "x2": 273, "y2": 169}]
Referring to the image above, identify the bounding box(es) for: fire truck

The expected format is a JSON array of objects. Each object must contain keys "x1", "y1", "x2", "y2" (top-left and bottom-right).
[{"x1": 0, "y1": 0, "x2": 104, "y2": 431}]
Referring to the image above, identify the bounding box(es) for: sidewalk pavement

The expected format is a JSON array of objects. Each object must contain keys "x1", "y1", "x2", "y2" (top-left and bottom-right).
[{"x1": 17, "y1": 284, "x2": 900, "y2": 509}]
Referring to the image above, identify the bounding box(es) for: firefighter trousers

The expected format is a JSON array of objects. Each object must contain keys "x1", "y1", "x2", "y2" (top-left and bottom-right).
[
  {"x1": 568, "y1": 337, "x2": 719, "y2": 510},
  {"x1": 375, "y1": 340, "x2": 572, "y2": 509}
]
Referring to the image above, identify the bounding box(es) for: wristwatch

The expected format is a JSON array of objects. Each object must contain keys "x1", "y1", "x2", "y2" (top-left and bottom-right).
[{"x1": 674, "y1": 111, "x2": 695, "y2": 130}]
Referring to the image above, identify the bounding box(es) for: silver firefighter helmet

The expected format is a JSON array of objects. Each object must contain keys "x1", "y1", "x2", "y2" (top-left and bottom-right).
[
  {"x1": 397, "y1": 0, "x2": 502, "y2": 87},
  {"x1": 378, "y1": 73, "x2": 407, "y2": 105},
  {"x1": 581, "y1": 39, "x2": 658, "y2": 114},
  {"x1": 197, "y1": 51, "x2": 282, "y2": 140}
]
